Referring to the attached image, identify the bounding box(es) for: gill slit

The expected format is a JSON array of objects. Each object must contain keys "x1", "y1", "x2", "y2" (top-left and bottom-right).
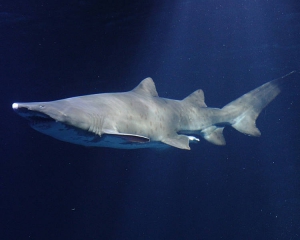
[{"x1": 88, "y1": 113, "x2": 104, "y2": 136}]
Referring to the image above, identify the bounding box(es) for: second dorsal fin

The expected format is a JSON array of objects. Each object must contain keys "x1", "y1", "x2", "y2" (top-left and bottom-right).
[{"x1": 182, "y1": 89, "x2": 207, "y2": 107}]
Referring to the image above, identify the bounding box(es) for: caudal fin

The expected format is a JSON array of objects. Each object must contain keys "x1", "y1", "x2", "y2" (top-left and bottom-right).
[{"x1": 222, "y1": 71, "x2": 296, "y2": 136}]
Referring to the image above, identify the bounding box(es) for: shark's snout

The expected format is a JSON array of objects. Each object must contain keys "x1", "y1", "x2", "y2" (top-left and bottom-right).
[
  {"x1": 12, "y1": 100, "x2": 104, "y2": 146},
  {"x1": 12, "y1": 102, "x2": 55, "y2": 127},
  {"x1": 12, "y1": 103, "x2": 19, "y2": 109}
]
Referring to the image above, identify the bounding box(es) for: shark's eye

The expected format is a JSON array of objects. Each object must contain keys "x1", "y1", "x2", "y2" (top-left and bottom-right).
[{"x1": 39, "y1": 105, "x2": 45, "y2": 109}]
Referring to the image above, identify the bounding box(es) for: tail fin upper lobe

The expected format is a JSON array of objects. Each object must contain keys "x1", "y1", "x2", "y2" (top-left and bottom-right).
[{"x1": 222, "y1": 71, "x2": 296, "y2": 136}]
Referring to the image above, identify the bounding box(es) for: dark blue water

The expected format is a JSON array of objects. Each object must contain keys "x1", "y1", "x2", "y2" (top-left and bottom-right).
[{"x1": 1, "y1": 1, "x2": 300, "y2": 239}]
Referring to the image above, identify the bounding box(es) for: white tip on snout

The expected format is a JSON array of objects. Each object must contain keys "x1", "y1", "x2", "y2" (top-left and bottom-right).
[{"x1": 12, "y1": 103, "x2": 19, "y2": 109}]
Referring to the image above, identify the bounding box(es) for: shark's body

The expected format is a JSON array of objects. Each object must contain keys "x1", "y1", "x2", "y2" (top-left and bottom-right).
[{"x1": 12, "y1": 72, "x2": 295, "y2": 150}]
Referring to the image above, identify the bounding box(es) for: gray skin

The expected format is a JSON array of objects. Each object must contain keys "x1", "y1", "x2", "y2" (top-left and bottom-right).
[{"x1": 12, "y1": 72, "x2": 295, "y2": 150}]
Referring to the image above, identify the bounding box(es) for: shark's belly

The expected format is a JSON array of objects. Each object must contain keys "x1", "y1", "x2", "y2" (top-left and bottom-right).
[
  {"x1": 94, "y1": 135, "x2": 168, "y2": 149},
  {"x1": 31, "y1": 121, "x2": 168, "y2": 149}
]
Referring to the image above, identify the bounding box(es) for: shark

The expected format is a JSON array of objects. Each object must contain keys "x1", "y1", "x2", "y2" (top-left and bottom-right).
[{"x1": 12, "y1": 72, "x2": 295, "y2": 150}]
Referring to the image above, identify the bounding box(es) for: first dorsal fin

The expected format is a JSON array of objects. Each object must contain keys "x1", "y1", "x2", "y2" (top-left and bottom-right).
[
  {"x1": 182, "y1": 89, "x2": 207, "y2": 107},
  {"x1": 131, "y1": 77, "x2": 159, "y2": 97}
]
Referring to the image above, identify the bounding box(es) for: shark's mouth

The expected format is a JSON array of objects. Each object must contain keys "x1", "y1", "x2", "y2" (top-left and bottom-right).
[{"x1": 28, "y1": 115, "x2": 56, "y2": 126}]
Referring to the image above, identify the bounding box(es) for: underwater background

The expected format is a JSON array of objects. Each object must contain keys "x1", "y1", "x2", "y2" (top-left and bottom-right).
[{"x1": 1, "y1": 0, "x2": 300, "y2": 239}]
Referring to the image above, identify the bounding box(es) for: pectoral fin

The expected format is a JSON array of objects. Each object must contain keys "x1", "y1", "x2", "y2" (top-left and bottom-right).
[{"x1": 103, "y1": 130, "x2": 150, "y2": 143}]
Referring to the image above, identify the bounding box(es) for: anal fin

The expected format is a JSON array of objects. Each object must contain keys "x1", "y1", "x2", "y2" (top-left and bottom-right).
[{"x1": 201, "y1": 126, "x2": 226, "y2": 145}]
